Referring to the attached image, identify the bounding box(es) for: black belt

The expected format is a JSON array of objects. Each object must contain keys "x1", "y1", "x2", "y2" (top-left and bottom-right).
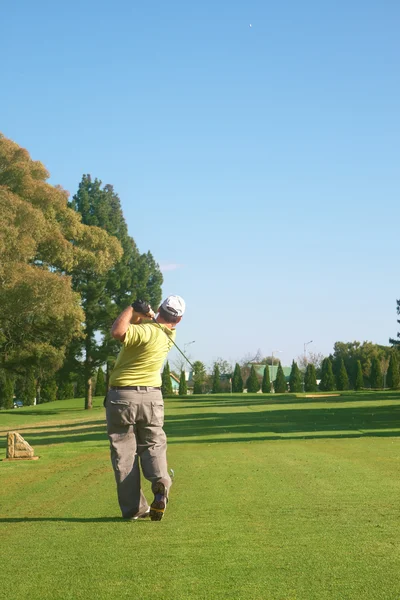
[{"x1": 110, "y1": 386, "x2": 161, "y2": 391}]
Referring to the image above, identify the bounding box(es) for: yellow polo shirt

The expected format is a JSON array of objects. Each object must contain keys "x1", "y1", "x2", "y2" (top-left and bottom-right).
[{"x1": 109, "y1": 322, "x2": 176, "y2": 387}]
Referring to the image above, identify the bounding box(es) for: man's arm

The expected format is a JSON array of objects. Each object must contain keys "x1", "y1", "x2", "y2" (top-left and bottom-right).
[{"x1": 111, "y1": 306, "x2": 143, "y2": 342}]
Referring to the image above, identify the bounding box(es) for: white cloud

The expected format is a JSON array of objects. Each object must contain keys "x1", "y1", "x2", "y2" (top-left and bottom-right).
[{"x1": 159, "y1": 263, "x2": 184, "y2": 273}]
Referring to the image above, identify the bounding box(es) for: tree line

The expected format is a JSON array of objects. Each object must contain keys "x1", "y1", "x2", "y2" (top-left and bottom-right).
[
  {"x1": 0, "y1": 134, "x2": 162, "y2": 409},
  {"x1": 160, "y1": 341, "x2": 400, "y2": 396}
]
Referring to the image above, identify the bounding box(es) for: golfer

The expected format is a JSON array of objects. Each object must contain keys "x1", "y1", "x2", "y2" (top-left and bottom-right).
[{"x1": 105, "y1": 295, "x2": 185, "y2": 521}]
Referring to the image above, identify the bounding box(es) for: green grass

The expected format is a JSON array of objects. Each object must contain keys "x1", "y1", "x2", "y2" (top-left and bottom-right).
[{"x1": 1, "y1": 391, "x2": 400, "y2": 600}]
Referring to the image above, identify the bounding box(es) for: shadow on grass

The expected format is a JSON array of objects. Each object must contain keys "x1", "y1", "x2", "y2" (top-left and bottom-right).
[
  {"x1": 0, "y1": 517, "x2": 141, "y2": 523},
  {"x1": 170, "y1": 391, "x2": 400, "y2": 409},
  {"x1": 0, "y1": 403, "x2": 400, "y2": 447},
  {"x1": 163, "y1": 404, "x2": 400, "y2": 441}
]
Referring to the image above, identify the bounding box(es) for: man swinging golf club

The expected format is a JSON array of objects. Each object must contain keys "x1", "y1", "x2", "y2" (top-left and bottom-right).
[{"x1": 105, "y1": 295, "x2": 185, "y2": 521}]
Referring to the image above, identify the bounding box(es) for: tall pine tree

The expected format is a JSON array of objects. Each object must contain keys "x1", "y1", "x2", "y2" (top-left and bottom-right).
[
  {"x1": 68, "y1": 175, "x2": 162, "y2": 409},
  {"x1": 212, "y1": 364, "x2": 221, "y2": 394},
  {"x1": 289, "y1": 360, "x2": 302, "y2": 393},
  {"x1": 336, "y1": 358, "x2": 349, "y2": 391},
  {"x1": 232, "y1": 363, "x2": 244, "y2": 393},
  {"x1": 274, "y1": 363, "x2": 287, "y2": 393},
  {"x1": 0, "y1": 370, "x2": 14, "y2": 409},
  {"x1": 179, "y1": 371, "x2": 187, "y2": 396},
  {"x1": 354, "y1": 360, "x2": 363, "y2": 391},
  {"x1": 319, "y1": 358, "x2": 335, "y2": 391},
  {"x1": 193, "y1": 361, "x2": 206, "y2": 394},
  {"x1": 369, "y1": 357, "x2": 382, "y2": 388},
  {"x1": 386, "y1": 351, "x2": 400, "y2": 389},
  {"x1": 261, "y1": 366, "x2": 271, "y2": 393},
  {"x1": 246, "y1": 365, "x2": 260, "y2": 393},
  {"x1": 95, "y1": 367, "x2": 106, "y2": 396},
  {"x1": 304, "y1": 364, "x2": 318, "y2": 392},
  {"x1": 161, "y1": 361, "x2": 173, "y2": 397}
]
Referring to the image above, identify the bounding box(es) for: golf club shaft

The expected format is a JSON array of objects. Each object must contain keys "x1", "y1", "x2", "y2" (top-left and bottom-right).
[{"x1": 152, "y1": 318, "x2": 195, "y2": 370}]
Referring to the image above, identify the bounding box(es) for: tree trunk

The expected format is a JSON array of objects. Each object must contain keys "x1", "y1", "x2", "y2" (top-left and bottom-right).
[
  {"x1": 84, "y1": 333, "x2": 93, "y2": 410},
  {"x1": 85, "y1": 375, "x2": 92, "y2": 410}
]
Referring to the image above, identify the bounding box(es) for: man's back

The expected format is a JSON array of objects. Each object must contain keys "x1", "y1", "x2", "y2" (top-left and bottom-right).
[{"x1": 109, "y1": 322, "x2": 176, "y2": 387}]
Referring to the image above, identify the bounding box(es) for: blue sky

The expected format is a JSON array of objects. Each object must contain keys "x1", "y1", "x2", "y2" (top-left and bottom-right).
[{"x1": 1, "y1": 0, "x2": 399, "y2": 370}]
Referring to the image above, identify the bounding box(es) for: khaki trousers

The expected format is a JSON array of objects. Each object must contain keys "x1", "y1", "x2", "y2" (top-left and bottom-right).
[{"x1": 105, "y1": 387, "x2": 172, "y2": 519}]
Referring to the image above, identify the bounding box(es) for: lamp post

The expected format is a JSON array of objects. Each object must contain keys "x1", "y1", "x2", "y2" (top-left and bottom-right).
[
  {"x1": 271, "y1": 350, "x2": 283, "y2": 393},
  {"x1": 184, "y1": 341, "x2": 196, "y2": 355},
  {"x1": 302, "y1": 340, "x2": 313, "y2": 392}
]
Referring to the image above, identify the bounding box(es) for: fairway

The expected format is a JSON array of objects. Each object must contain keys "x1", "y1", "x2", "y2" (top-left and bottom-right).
[{"x1": 1, "y1": 392, "x2": 400, "y2": 600}]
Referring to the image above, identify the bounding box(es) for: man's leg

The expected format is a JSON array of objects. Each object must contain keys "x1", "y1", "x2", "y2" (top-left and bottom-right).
[
  {"x1": 106, "y1": 389, "x2": 150, "y2": 519},
  {"x1": 137, "y1": 390, "x2": 172, "y2": 520}
]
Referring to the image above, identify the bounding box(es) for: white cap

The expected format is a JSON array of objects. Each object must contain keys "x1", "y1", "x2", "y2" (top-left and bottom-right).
[{"x1": 161, "y1": 295, "x2": 186, "y2": 317}]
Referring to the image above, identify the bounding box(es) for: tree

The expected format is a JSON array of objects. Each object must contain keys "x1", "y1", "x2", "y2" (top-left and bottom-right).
[
  {"x1": 57, "y1": 381, "x2": 75, "y2": 400},
  {"x1": 95, "y1": 367, "x2": 106, "y2": 396},
  {"x1": 354, "y1": 360, "x2": 363, "y2": 391},
  {"x1": 41, "y1": 378, "x2": 58, "y2": 403},
  {"x1": 17, "y1": 369, "x2": 36, "y2": 405},
  {"x1": 262, "y1": 355, "x2": 281, "y2": 366},
  {"x1": 297, "y1": 351, "x2": 324, "y2": 375},
  {"x1": 389, "y1": 299, "x2": 400, "y2": 348},
  {"x1": 319, "y1": 358, "x2": 335, "y2": 391},
  {"x1": 335, "y1": 358, "x2": 349, "y2": 391},
  {"x1": 193, "y1": 361, "x2": 206, "y2": 394},
  {"x1": 232, "y1": 363, "x2": 243, "y2": 393},
  {"x1": 370, "y1": 357, "x2": 382, "y2": 389},
  {"x1": 274, "y1": 363, "x2": 287, "y2": 393},
  {"x1": 68, "y1": 175, "x2": 162, "y2": 409},
  {"x1": 387, "y1": 351, "x2": 400, "y2": 389},
  {"x1": 246, "y1": 365, "x2": 260, "y2": 393},
  {"x1": 161, "y1": 361, "x2": 173, "y2": 397},
  {"x1": 261, "y1": 366, "x2": 271, "y2": 393},
  {"x1": 289, "y1": 360, "x2": 302, "y2": 393},
  {"x1": 0, "y1": 369, "x2": 14, "y2": 409},
  {"x1": 331, "y1": 341, "x2": 391, "y2": 388},
  {"x1": 178, "y1": 371, "x2": 187, "y2": 396},
  {"x1": 0, "y1": 135, "x2": 122, "y2": 399},
  {"x1": 304, "y1": 364, "x2": 318, "y2": 392},
  {"x1": 211, "y1": 364, "x2": 221, "y2": 394}
]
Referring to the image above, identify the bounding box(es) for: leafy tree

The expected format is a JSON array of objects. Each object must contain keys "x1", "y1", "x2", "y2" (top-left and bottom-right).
[
  {"x1": 370, "y1": 357, "x2": 382, "y2": 388},
  {"x1": 319, "y1": 358, "x2": 335, "y2": 391},
  {"x1": 297, "y1": 352, "x2": 325, "y2": 377},
  {"x1": 179, "y1": 371, "x2": 187, "y2": 396},
  {"x1": 68, "y1": 175, "x2": 162, "y2": 409},
  {"x1": 332, "y1": 341, "x2": 391, "y2": 388},
  {"x1": 212, "y1": 364, "x2": 221, "y2": 394},
  {"x1": 246, "y1": 365, "x2": 260, "y2": 393},
  {"x1": 232, "y1": 363, "x2": 243, "y2": 393},
  {"x1": 75, "y1": 371, "x2": 86, "y2": 398},
  {"x1": 354, "y1": 360, "x2": 363, "y2": 391},
  {"x1": 161, "y1": 361, "x2": 173, "y2": 397},
  {"x1": 41, "y1": 378, "x2": 58, "y2": 403},
  {"x1": 274, "y1": 363, "x2": 287, "y2": 393},
  {"x1": 0, "y1": 135, "x2": 122, "y2": 397},
  {"x1": 193, "y1": 361, "x2": 206, "y2": 394},
  {"x1": 58, "y1": 381, "x2": 75, "y2": 400},
  {"x1": 289, "y1": 360, "x2": 302, "y2": 393},
  {"x1": 387, "y1": 351, "x2": 400, "y2": 389},
  {"x1": 304, "y1": 364, "x2": 318, "y2": 392},
  {"x1": 389, "y1": 299, "x2": 400, "y2": 348},
  {"x1": 335, "y1": 358, "x2": 349, "y2": 391},
  {"x1": 261, "y1": 365, "x2": 271, "y2": 393},
  {"x1": 17, "y1": 369, "x2": 36, "y2": 405},
  {"x1": 0, "y1": 369, "x2": 14, "y2": 409},
  {"x1": 95, "y1": 367, "x2": 106, "y2": 396}
]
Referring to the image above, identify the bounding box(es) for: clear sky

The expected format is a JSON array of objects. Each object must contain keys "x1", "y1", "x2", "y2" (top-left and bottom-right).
[{"x1": 1, "y1": 0, "x2": 399, "y2": 370}]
